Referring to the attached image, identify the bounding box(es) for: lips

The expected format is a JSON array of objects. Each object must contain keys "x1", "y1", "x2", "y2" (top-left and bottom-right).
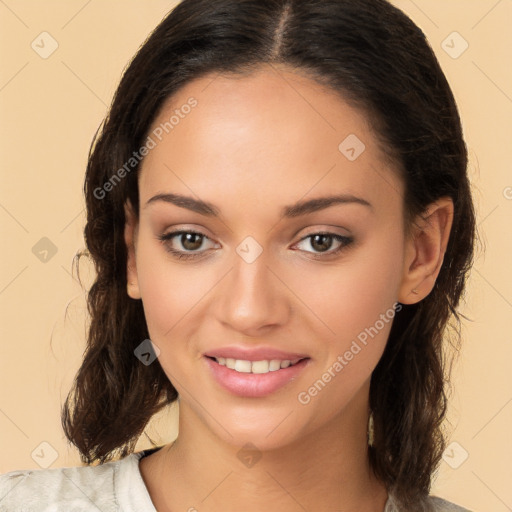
[{"x1": 204, "y1": 356, "x2": 311, "y2": 397}]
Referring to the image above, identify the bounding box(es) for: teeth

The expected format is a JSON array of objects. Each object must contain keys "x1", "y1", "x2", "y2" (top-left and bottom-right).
[
  {"x1": 213, "y1": 357, "x2": 302, "y2": 374},
  {"x1": 268, "y1": 360, "x2": 281, "y2": 371},
  {"x1": 235, "y1": 359, "x2": 252, "y2": 373}
]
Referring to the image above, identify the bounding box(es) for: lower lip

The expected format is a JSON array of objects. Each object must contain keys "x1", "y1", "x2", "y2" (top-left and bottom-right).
[{"x1": 204, "y1": 356, "x2": 310, "y2": 398}]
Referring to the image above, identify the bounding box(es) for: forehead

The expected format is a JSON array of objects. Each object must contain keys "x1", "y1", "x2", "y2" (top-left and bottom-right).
[{"x1": 138, "y1": 65, "x2": 403, "y2": 217}]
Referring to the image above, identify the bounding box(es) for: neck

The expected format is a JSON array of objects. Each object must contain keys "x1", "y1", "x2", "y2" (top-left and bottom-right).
[{"x1": 141, "y1": 393, "x2": 389, "y2": 511}]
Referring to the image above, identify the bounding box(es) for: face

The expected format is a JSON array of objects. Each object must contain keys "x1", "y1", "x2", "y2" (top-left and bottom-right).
[{"x1": 125, "y1": 65, "x2": 414, "y2": 450}]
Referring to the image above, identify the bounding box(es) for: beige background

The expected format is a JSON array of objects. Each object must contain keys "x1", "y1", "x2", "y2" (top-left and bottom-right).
[{"x1": 0, "y1": 1, "x2": 511, "y2": 510}]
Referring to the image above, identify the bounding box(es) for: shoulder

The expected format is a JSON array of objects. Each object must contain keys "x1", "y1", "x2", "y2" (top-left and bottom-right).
[
  {"x1": 0, "y1": 450, "x2": 156, "y2": 512},
  {"x1": 427, "y1": 495, "x2": 473, "y2": 512},
  {"x1": 386, "y1": 493, "x2": 473, "y2": 512}
]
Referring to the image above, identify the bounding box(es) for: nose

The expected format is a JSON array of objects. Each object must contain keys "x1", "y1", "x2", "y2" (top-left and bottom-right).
[{"x1": 215, "y1": 250, "x2": 291, "y2": 336}]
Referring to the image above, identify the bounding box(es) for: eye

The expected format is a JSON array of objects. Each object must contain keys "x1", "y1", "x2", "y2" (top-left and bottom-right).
[
  {"x1": 293, "y1": 232, "x2": 354, "y2": 258},
  {"x1": 157, "y1": 230, "x2": 218, "y2": 260},
  {"x1": 157, "y1": 230, "x2": 354, "y2": 261}
]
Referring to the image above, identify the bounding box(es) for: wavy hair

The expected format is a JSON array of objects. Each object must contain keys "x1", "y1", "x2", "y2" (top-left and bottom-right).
[{"x1": 61, "y1": 0, "x2": 476, "y2": 508}]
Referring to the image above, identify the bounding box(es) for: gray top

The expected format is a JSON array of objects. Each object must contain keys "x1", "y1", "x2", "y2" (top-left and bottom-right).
[{"x1": 0, "y1": 448, "x2": 473, "y2": 511}]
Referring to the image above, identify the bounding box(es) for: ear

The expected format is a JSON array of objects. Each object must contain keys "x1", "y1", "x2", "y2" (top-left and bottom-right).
[
  {"x1": 398, "y1": 197, "x2": 454, "y2": 304},
  {"x1": 124, "y1": 200, "x2": 141, "y2": 299}
]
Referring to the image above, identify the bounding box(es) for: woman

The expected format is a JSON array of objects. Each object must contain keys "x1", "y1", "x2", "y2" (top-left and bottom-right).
[{"x1": 0, "y1": 0, "x2": 476, "y2": 510}]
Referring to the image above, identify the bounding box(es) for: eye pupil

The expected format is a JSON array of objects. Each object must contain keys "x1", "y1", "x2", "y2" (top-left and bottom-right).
[
  {"x1": 311, "y1": 234, "x2": 332, "y2": 252},
  {"x1": 181, "y1": 233, "x2": 203, "y2": 251}
]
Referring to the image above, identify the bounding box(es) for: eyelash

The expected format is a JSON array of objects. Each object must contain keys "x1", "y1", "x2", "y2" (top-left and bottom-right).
[{"x1": 157, "y1": 230, "x2": 354, "y2": 261}]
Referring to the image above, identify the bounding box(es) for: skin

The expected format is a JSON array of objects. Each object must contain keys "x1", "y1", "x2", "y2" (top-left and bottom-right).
[{"x1": 124, "y1": 64, "x2": 453, "y2": 512}]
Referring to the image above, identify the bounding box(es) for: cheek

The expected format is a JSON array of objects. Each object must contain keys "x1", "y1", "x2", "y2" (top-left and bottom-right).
[
  {"x1": 134, "y1": 234, "x2": 209, "y2": 339},
  {"x1": 290, "y1": 235, "x2": 403, "y2": 409},
  {"x1": 292, "y1": 231, "x2": 404, "y2": 339}
]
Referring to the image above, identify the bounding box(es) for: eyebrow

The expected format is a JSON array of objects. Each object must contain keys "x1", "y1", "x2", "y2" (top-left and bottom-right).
[{"x1": 144, "y1": 192, "x2": 373, "y2": 217}]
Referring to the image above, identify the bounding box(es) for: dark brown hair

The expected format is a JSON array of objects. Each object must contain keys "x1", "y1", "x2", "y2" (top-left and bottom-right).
[{"x1": 62, "y1": 0, "x2": 476, "y2": 508}]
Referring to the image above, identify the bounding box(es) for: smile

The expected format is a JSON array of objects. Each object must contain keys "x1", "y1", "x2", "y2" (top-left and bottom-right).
[
  {"x1": 204, "y1": 356, "x2": 311, "y2": 397},
  {"x1": 211, "y1": 356, "x2": 304, "y2": 374}
]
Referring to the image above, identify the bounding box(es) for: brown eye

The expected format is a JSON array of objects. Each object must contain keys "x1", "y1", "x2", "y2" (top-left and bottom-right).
[
  {"x1": 294, "y1": 232, "x2": 354, "y2": 258},
  {"x1": 310, "y1": 234, "x2": 335, "y2": 252},
  {"x1": 158, "y1": 230, "x2": 217, "y2": 260},
  {"x1": 179, "y1": 232, "x2": 204, "y2": 251}
]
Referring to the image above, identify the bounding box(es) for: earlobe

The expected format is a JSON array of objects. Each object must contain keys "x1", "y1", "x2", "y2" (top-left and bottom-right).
[
  {"x1": 398, "y1": 197, "x2": 454, "y2": 304},
  {"x1": 124, "y1": 200, "x2": 142, "y2": 300}
]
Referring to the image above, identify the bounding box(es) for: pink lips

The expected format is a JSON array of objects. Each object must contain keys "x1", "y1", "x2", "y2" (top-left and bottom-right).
[{"x1": 203, "y1": 346, "x2": 311, "y2": 398}]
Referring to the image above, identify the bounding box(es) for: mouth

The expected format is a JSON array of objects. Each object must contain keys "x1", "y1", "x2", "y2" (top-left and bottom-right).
[
  {"x1": 205, "y1": 355, "x2": 309, "y2": 374},
  {"x1": 203, "y1": 355, "x2": 311, "y2": 398}
]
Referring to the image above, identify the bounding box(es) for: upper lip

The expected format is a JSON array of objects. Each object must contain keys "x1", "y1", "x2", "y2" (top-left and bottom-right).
[{"x1": 203, "y1": 346, "x2": 310, "y2": 362}]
